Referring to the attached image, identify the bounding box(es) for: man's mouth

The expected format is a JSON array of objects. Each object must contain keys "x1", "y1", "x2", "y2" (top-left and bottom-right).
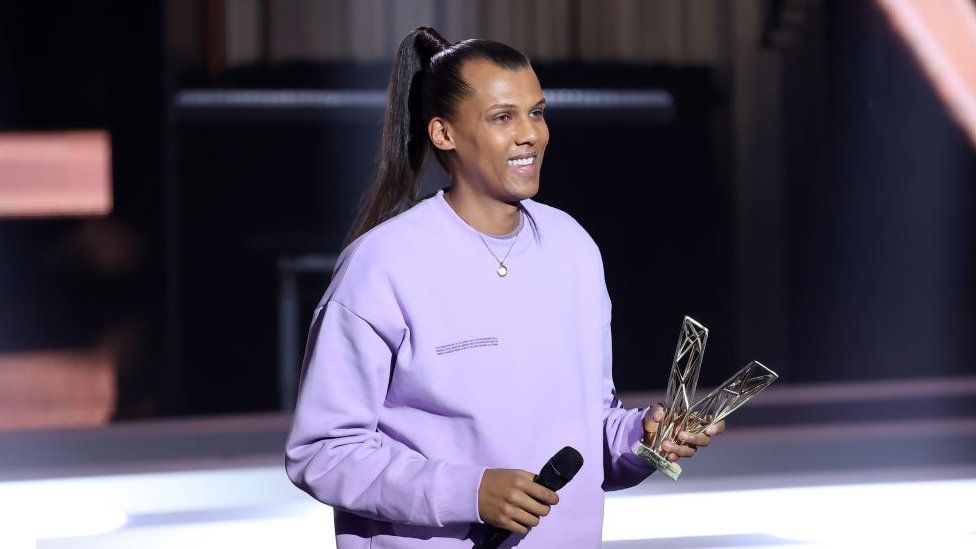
[{"x1": 507, "y1": 153, "x2": 537, "y2": 168}]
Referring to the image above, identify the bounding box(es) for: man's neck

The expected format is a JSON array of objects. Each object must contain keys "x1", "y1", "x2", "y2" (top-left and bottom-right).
[{"x1": 444, "y1": 186, "x2": 521, "y2": 237}]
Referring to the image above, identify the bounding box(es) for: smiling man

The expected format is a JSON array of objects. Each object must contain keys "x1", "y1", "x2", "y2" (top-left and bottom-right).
[
  {"x1": 428, "y1": 58, "x2": 548, "y2": 240},
  {"x1": 285, "y1": 27, "x2": 724, "y2": 549}
]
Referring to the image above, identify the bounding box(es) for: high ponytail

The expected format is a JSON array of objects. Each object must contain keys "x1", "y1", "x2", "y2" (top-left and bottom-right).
[{"x1": 344, "y1": 27, "x2": 531, "y2": 246}]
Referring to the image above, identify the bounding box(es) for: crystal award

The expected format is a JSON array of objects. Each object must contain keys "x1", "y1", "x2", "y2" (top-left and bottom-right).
[{"x1": 631, "y1": 316, "x2": 778, "y2": 480}]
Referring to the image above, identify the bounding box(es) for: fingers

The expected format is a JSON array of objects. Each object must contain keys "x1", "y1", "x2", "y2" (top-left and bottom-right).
[
  {"x1": 511, "y1": 504, "x2": 541, "y2": 529},
  {"x1": 650, "y1": 405, "x2": 665, "y2": 422},
  {"x1": 661, "y1": 439, "x2": 697, "y2": 458},
  {"x1": 644, "y1": 411, "x2": 726, "y2": 467},
  {"x1": 502, "y1": 471, "x2": 556, "y2": 532},
  {"x1": 480, "y1": 468, "x2": 561, "y2": 535},
  {"x1": 678, "y1": 431, "x2": 712, "y2": 448},
  {"x1": 676, "y1": 419, "x2": 727, "y2": 448},
  {"x1": 524, "y1": 480, "x2": 559, "y2": 506},
  {"x1": 706, "y1": 419, "x2": 726, "y2": 436},
  {"x1": 642, "y1": 406, "x2": 666, "y2": 444},
  {"x1": 503, "y1": 507, "x2": 533, "y2": 535},
  {"x1": 515, "y1": 469, "x2": 536, "y2": 482},
  {"x1": 642, "y1": 405, "x2": 665, "y2": 428},
  {"x1": 513, "y1": 490, "x2": 551, "y2": 519},
  {"x1": 666, "y1": 421, "x2": 727, "y2": 460}
]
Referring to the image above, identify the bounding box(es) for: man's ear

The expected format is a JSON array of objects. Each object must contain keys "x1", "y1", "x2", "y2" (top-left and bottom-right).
[{"x1": 429, "y1": 117, "x2": 456, "y2": 152}]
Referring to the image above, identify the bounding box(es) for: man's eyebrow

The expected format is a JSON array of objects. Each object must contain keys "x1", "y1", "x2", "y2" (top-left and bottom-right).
[{"x1": 485, "y1": 98, "x2": 546, "y2": 112}]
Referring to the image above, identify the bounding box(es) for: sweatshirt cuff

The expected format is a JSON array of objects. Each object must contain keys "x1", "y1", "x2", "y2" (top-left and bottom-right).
[
  {"x1": 435, "y1": 463, "x2": 489, "y2": 525},
  {"x1": 620, "y1": 407, "x2": 656, "y2": 470}
]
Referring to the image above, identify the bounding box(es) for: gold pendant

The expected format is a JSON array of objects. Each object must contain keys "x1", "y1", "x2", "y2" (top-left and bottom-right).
[{"x1": 497, "y1": 265, "x2": 508, "y2": 277}]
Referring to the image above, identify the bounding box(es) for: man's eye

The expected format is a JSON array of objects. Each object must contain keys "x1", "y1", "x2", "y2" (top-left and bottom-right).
[
  {"x1": 495, "y1": 113, "x2": 512, "y2": 122},
  {"x1": 531, "y1": 109, "x2": 545, "y2": 117}
]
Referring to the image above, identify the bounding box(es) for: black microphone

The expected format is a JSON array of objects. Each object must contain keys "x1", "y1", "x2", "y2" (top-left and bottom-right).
[{"x1": 475, "y1": 446, "x2": 584, "y2": 549}]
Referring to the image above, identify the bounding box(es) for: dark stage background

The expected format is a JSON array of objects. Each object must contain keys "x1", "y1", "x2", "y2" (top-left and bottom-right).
[
  {"x1": 2, "y1": 2, "x2": 976, "y2": 547},
  {"x1": 1, "y1": 0, "x2": 973, "y2": 420}
]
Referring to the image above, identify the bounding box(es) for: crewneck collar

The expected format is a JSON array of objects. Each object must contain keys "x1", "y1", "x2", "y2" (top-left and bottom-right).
[
  {"x1": 484, "y1": 208, "x2": 523, "y2": 240},
  {"x1": 433, "y1": 188, "x2": 534, "y2": 257}
]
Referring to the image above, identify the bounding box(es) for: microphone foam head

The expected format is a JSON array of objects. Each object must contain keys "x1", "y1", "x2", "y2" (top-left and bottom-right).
[{"x1": 551, "y1": 446, "x2": 584, "y2": 480}]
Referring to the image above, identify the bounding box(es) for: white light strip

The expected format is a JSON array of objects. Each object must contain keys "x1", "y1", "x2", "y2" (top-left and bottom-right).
[
  {"x1": 40, "y1": 509, "x2": 337, "y2": 549},
  {"x1": 604, "y1": 479, "x2": 976, "y2": 545},
  {"x1": 2, "y1": 465, "x2": 973, "y2": 547},
  {"x1": 0, "y1": 496, "x2": 126, "y2": 547}
]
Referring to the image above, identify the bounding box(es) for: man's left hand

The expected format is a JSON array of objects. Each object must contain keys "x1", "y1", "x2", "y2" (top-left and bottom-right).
[{"x1": 641, "y1": 404, "x2": 726, "y2": 463}]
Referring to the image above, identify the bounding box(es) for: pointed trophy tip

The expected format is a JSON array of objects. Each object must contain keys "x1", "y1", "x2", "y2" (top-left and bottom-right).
[
  {"x1": 682, "y1": 315, "x2": 708, "y2": 333},
  {"x1": 749, "y1": 360, "x2": 779, "y2": 379}
]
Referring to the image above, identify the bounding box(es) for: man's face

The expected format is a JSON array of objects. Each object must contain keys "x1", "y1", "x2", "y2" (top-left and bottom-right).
[{"x1": 437, "y1": 59, "x2": 549, "y2": 202}]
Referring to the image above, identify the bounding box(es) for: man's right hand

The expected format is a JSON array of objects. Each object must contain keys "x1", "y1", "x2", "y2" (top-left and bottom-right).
[{"x1": 477, "y1": 468, "x2": 559, "y2": 535}]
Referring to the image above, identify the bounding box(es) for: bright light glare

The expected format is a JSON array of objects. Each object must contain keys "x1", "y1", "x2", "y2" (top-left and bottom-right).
[
  {"x1": 0, "y1": 466, "x2": 318, "y2": 548},
  {"x1": 876, "y1": 0, "x2": 976, "y2": 149},
  {"x1": 3, "y1": 464, "x2": 973, "y2": 547},
  {"x1": 0, "y1": 493, "x2": 127, "y2": 547},
  {"x1": 0, "y1": 473, "x2": 135, "y2": 546},
  {"x1": 52, "y1": 507, "x2": 337, "y2": 549},
  {"x1": 603, "y1": 479, "x2": 976, "y2": 546}
]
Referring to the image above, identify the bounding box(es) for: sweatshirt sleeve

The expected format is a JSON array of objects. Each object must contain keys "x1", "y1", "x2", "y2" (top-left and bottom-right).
[
  {"x1": 599, "y1": 278, "x2": 656, "y2": 491},
  {"x1": 285, "y1": 299, "x2": 488, "y2": 526}
]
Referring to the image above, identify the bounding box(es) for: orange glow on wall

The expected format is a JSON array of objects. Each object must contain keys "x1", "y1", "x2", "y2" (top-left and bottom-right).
[
  {"x1": 876, "y1": 0, "x2": 976, "y2": 148},
  {"x1": 0, "y1": 130, "x2": 113, "y2": 218},
  {"x1": 0, "y1": 349, "x2": 116, "y2": 431}
]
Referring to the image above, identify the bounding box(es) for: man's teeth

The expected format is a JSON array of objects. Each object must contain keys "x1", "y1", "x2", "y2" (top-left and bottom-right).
[{"x1": 507, "y1": 156, "x2": 535, "y2": 167}]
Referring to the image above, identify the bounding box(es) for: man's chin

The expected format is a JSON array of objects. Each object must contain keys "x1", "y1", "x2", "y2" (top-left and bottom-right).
[{"x1": 505, "y1": 179, "x2": 540, "y2": 202}]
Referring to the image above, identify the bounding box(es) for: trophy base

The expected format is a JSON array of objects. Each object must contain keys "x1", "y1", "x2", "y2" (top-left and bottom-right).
[{"x1": 632, "y1": 441, "x2": 682, "y2": 480}]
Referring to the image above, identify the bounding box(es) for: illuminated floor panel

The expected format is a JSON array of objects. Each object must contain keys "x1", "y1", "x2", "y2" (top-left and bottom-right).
[
  {"x1": 0, "y1": 465, "x2": 969, "y2": 548},
  {"x1": 2, "y1": 377, "x2": 973, "y2": 548}
]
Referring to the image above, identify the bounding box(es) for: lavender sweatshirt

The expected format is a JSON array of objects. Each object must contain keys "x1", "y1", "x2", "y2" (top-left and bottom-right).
[{"x1": 285, "y1": 189, "x2": 654, "y2": 548}]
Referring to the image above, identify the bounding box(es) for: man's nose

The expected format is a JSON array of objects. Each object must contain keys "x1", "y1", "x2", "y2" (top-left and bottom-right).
[{"x1": 516, "y1": 117, "x2": 537, "y2": 146}]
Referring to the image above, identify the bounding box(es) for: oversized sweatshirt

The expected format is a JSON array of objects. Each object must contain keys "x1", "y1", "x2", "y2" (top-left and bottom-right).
[{"x1": 285, "y1": 188, "x2": 654, "y2": 548}]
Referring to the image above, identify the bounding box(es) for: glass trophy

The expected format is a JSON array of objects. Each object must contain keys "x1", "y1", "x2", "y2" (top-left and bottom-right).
[
  {"x1": 632, "y1": 316, "x2": 779, "y2": 480},
  {"x1": 681, "y1": 360, "x2": 779, "y2": 436}
]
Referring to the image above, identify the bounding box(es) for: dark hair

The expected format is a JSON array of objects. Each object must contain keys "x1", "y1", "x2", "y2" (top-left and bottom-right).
[{"x1": 344, "y1": 27, "x2": 531, "y2": 246}]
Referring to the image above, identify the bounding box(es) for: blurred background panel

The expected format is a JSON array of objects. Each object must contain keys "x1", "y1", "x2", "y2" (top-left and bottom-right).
[
  {"x1": 0, "y1": 0, "x2": 166, "y2": 426},
  {"x1": 0, "y1": 131, "x2": 112, "y2": 218},
  {"x1": 0, "y1": 0, "x2": 973, "y2": 420}
]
